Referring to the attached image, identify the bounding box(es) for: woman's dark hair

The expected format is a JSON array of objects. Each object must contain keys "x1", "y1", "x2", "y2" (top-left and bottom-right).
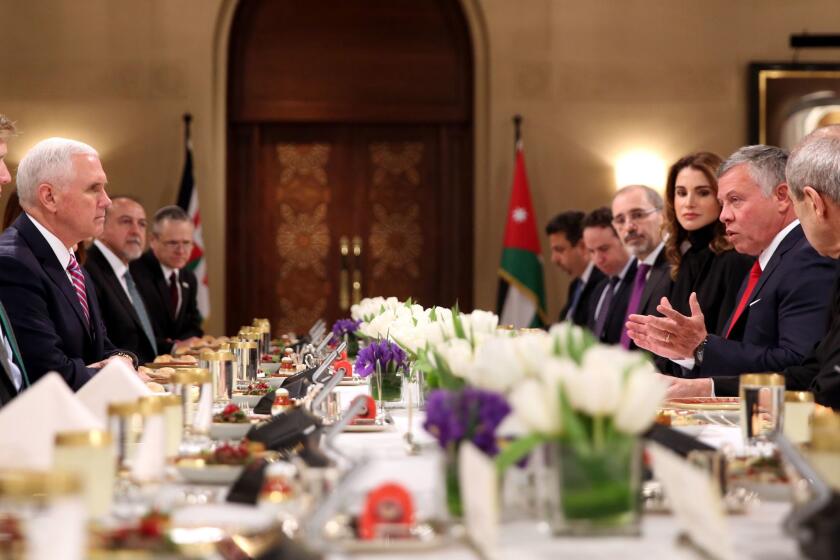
[{"x1": 663, "y1": 152, "x2": 732, "y2": 279}]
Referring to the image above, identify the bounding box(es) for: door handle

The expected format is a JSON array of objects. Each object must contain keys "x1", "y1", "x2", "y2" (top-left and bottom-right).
[
  {"x1": 339, "y1": 236, "x2": 350, "y2": 310},
  {"x1": 351, "y1": 236, "x2": 362, "y2": 304}
]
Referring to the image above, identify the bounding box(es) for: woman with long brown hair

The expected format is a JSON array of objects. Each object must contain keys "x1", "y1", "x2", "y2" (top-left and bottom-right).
[{"x1": 664, "y1": 152, "x2": 753, "y2": 335}]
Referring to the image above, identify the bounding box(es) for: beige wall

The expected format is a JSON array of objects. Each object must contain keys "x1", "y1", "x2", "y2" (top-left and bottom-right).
[{"x1": 2, "y1": 0, "x2": 839, "y2": 332}]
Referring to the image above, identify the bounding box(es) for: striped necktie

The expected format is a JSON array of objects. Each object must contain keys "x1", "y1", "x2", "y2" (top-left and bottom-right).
[{"x1": 67, "y1": 254, "x2": 90, "y2": 327}]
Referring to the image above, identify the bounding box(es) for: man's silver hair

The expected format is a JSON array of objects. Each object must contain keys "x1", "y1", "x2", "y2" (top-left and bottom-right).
[
  {"x1": 614, "y1": 184, "x2": 663, "y2": 210},
  {"x1": 718, "y1": 145, "x2": 788, "y2": 197},
  {"x1": 786, "y1": 125, "x2": 840, "y2": 204},
  {"x1": 16, "y1": 137, "x2": 98, "y2": 208}
]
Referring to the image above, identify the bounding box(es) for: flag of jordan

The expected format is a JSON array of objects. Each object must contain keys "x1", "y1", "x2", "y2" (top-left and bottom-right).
[{"x1": 497, "y1": 143, "x2": 547, "y2": 328}]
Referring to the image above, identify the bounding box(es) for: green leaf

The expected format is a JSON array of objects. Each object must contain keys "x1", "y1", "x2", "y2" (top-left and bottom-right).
[
  {"x1": 495, "y1": 434, "x2": 546, "y2": 473},
  {"x1": 451, "y1": 305, "x2": 467, "y2": 340},
  {"x1": 558, "y1": 385, "x2": 591, "y2": 455}
]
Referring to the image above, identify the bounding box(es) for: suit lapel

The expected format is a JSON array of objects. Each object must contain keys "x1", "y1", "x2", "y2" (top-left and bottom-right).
[
  {"x1": 749, "y1": 225, "x2": 802, "y2": 303},
  {"x1": 722, "y1": 225, "x2": 803, "y2": 337},
  {"x1": 637, "y1": 250, "x2": 668, "y2": 314},
  {"x1": 90, "y1": 247, "x2": 144, "y2": 331},
  {"x1": 15, "y1": 216, "x2": 91, "y2": 337}
]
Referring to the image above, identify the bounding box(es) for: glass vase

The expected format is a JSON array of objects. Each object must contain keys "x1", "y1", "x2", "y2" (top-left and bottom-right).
[
  {"x1": 401, "y1": 367, "x2": 425, "y2": 410},
  {"x1": 445, "y1": 445, "x2": 463, "y2": 520},
  {"x1": 544, "y1": 436, "x2": 641, "y2": 536},
  {"x1": 371, "y1": 364, "x2": 403, "y2": 409}
]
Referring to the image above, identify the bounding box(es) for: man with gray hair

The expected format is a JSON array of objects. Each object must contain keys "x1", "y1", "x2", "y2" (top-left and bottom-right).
[
  {"x1": 0, "y1": 137, "x2": 138, "y2": 391},
  {"x1": 784, "y1": 125, "x2": 840, "y2": 408},
  {"x1": 626, "y1": 145, "x2": 836, "y2": 397},
  {"x1": 130, "y1": 205, "x2": 203, "y2": 354},
  {"x1": 610, "y1": 184, "x2": 671, "y2": 349}
]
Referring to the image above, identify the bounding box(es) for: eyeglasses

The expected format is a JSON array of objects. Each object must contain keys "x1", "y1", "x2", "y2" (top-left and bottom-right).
[
  {"x1": 161, "y1": 240, "x2": 193, "y2": 250},
  {"x1": 611, "y1": 208, "x2": 659, "y2": 227}
]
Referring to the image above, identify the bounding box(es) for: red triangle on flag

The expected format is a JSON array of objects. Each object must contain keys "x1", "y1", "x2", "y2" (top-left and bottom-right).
[{"x1": 502, "y1": 147, "x2": 541, "y2": 254}]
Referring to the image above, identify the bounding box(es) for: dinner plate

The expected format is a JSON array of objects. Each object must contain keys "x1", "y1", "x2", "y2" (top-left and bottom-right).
[
  {"x1": 338, "y1": 378, "x2": 366, "y2": 386},
  {"x1": 231, "y1": 394, "x2": 264, "y2": 408},
  {"x1": 731, "y1": 480, "x2": 791, "y2": 502},
  {"x1": 266, "y1": 377, "x2": 288, "y2": 389},
  {"x1": 209, "y1": 422, "x2": 252, "y2": 440},
  {"x1": 177, "y1": 464, "x2": 245, "y2": 485},
  {"x1": 343, "y1": 423, "x2": 390, "y2": 433},
  {"x1": 143, "y1": 361, "x2": 200, "y2": 369},
  {"x1": 666, "y1": 397, "x2": 740, "y2": 411},
  {"x1": 259, "y1": 362, "x2": 281, "y2": 374}
]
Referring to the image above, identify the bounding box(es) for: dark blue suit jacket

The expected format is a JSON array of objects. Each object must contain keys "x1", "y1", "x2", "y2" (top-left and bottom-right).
[
  {"x1": 691, "y1": 225, "x2": 836, "y2": 395},
  {"x1": 0, "y1": 214, "x2": 121, "y2": 390},
  {"x1": 587, "y1": 260, "x2": 638, "y2": 345}
]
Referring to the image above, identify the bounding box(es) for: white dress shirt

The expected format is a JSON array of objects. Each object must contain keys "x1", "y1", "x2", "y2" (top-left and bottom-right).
[
  {"x1": 26, "y1": 213, "x2": 75, "y2": 285},
  {"x1": 93, "y1": 240, "x2": 132, "y2": 302}
]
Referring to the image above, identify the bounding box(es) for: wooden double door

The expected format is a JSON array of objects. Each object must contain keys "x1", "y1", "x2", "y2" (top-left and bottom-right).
[{"x1": 226, "y1": 123, "x2": 473, "y2": 334}]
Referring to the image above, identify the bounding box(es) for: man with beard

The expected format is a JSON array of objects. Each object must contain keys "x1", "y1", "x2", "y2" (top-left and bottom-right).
[
  {"x1": 86, "y1": 196, "x2": 158, "y2": 363},
  {"x1": 610, "y1": 185, "x2": 671, "y2": 349}
]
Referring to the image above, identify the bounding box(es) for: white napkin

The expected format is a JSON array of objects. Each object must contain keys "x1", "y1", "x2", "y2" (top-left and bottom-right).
[
  {"x1": 0, "y1": 373, "x2": 103, "y2": 470},
  {"x1": 77, "y1": 360, "x2": 151, "y2": 423},
  {"x1": 131, "y1": 414, "x2": 166, "y2": 482}
]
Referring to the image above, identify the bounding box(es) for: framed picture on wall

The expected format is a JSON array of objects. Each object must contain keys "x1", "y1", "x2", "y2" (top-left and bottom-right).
[{"x1": 748, "y1": 62, "x2": 840, "y2": 150}]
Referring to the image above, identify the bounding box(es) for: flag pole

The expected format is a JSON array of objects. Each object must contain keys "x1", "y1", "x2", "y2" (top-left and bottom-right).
[
  {"x1": 182, "y1": 113, "x2": 192, "y2": 144},
  {"x1": 513, "y1": 114, "x2": 522, "y2": 151}
]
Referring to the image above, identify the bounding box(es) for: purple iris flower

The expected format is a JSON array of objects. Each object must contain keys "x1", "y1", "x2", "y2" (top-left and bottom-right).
[
  {"x1": 424, "y1": 388, "x2": 510, "y2": 456},
  {"x1": 355, "y1": 339, "x2": 408, "y2": 377},
  {"x1": 332, "y1": 318, "x2": 362, "y2": 339}
]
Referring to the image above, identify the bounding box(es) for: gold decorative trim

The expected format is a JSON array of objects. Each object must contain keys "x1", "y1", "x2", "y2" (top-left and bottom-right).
[
  {"x1": 369, "y1": 204, "x2": 422, "y2": 278},
  {"x1": 276, "y1": 143, "x2": 330, "y2": 186},
  {"x1": 370, "y1": 142, "x2": 423, "y2": 187},
  {"x1": 275, "y1": 203, "x2": 329, "y2": 277},
  {"x1": 757, "y1": 69, "x2": 840, "y2": 144}
]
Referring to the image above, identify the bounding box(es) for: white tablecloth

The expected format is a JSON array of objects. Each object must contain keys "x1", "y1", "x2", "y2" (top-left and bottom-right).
[{"x1": 326, "y1": 409, "x2": 802, "y2": 560}]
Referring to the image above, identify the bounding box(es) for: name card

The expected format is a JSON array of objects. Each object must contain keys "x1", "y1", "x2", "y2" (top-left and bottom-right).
[
  {"x1": 649, "y1": 443, "x2": 736, "y2": 560},
  {"x1": 459, "y1": 442, "x2": 499, "y2": 559}
]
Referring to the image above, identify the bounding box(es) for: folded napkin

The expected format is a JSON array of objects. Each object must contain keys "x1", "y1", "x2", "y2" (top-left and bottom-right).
[
  {"x1": 77, "y1": 359, "x2": 152, "y2": 423},
  {"x1": 0, "y1": 373, "x2": 103, "y2": 470},
  {"x1": 132, "y1": 413, "x2": 166, "y2": 482}
]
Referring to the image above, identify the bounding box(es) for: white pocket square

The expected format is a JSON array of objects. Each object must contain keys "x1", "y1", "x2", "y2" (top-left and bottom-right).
[{"x1": 749, "y1": 298, "x2": 761, "y2": 307}]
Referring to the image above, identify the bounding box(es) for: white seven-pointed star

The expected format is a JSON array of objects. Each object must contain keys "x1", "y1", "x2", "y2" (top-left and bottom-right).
[{"x1": 512, "y1": 207, "x2": 528, "y2": 223}]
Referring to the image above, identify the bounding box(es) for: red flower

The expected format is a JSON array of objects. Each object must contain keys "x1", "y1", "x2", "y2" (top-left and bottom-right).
[{"x1": 222, "y1": 403, "x2": 241, "y2": 416}]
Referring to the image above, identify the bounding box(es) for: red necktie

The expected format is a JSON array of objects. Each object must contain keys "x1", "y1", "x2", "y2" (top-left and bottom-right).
[
  {"x1": 725, "y1": 260, "x2": 762, "y2": 339},
  {"x1": 66, "y1": 254, "x2": 90, "y2": 327},
  {"x1": 169, "y1": 271, "x2": 179, "y2": 318}
]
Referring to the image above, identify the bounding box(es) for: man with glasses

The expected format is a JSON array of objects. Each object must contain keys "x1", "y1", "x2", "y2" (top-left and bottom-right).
[
  {"x1": 130, "y1": 205, "x2": 203, "y2": 355},
  {"x1": 611, "y1": 185, "x2": 671, "y2": 349}
]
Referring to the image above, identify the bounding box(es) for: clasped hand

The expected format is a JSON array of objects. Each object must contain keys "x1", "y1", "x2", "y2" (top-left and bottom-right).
[{"x1": 625, "y1": 292, "x2": 707, "y2": 359}]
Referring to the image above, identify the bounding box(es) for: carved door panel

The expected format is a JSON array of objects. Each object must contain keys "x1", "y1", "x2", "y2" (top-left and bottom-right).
[{"x1": 227, "y1": 123, "x2": 470, "y2": 334}]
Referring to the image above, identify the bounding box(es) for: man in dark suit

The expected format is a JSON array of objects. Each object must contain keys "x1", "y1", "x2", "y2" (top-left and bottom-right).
[
  {"x1": 611, "y1": 185, "x2": 672, "y2": 349},
  {"x1": 545, "y1": 211, "x2": 605, "y2": 326},
  {"x1": 582, "y1": 207, "x2": 636, "y2": 344},
  {"x1": 130, "y1": 205, "x2": 203, "y2": 355},
  {"x1": 626, "y1": 145, "x2": 836, "y2": 397},
  {"x1": 784, "y1": 125, "x2": 840, "y2": 408},
  {"x1": 0, "y1": 115, "x2": 29, "y2": 406},
  {"x1": 86, "y1": 196, "x2": 158, "y2": 364},
  {"x1": 0, "y1": 137, "x2": 138, "y2": 390}
]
